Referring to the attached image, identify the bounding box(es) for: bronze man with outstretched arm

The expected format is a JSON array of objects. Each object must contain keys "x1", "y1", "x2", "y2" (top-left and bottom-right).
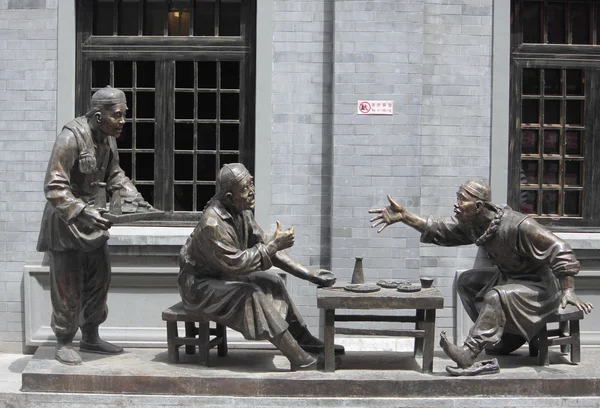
[{"x1": 369, "y1": 180, "x2": 592, "y2": 374}]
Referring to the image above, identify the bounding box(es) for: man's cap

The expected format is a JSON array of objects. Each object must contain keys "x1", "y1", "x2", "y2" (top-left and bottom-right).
[
  {"x1": 460, "y1": 179, "x2": 491, "y2": 202},
  {"x1": 217, "y1": 163, "x2": 250, "y2": 192},
  {"x1": 91, "y1": 86, "x2": 127, "y2": 106}
]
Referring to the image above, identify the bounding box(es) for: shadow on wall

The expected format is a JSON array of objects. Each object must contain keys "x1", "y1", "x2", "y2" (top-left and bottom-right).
[{"x1": 319, "y1": 1, "x2": 335, "y2": 271}]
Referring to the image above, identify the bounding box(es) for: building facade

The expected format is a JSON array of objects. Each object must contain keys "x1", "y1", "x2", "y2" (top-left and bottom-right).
[{"x1": 0, "y1": 0, "x2": 599, "y2": 353}]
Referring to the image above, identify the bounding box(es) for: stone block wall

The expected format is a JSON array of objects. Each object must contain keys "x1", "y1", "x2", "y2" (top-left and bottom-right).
[{"x1": 0, "y1": 0, "x2": 57, "y2": 352}]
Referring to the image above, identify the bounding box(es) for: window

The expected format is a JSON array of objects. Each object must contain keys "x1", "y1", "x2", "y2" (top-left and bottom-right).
[
  {"x1": 76, "y1": 0, "x2": 256, "y2": 222},
  {"x1": 510, "y1": 0, "x2": 600, "y2": 229}
]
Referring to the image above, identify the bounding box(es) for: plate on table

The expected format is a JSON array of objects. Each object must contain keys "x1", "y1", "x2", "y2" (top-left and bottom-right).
[
  {"x1": 397, "y1": 283, "x2": 421, "y2": 293},
  {"x1": 376, "y1": 280, "x2": 409, "y2": 289},
  {"x1": 344, "y1": 284, "x2": 381, "y2": 293}
]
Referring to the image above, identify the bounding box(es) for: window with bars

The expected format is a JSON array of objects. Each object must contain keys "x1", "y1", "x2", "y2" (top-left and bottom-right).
[
  {"x1": 510, "y1": 0, "x2": 600, "y2": 229},
  {"x1": 77, "y1": 0, "x2": 255, "y2": 223},
  {"x1": 93, "y1": 0, "x2": 242, "y2": 37}
]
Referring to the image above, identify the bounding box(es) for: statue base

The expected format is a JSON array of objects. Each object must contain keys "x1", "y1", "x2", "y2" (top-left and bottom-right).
[{"x1": 20, "y1": 346, "x2": 600, "y2": 398}]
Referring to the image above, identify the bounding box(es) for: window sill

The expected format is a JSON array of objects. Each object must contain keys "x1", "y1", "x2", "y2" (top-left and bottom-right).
[
  {"x1": 107, "y1": 228, "x2": 600, "y2": 250},
  {"x1": 109, "y1": 226, "x2": 194, "y2": 246}
]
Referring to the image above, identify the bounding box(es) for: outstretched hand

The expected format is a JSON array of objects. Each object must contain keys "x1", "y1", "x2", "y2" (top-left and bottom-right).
[
  {"x1": 368, "y1": 195, "x2": 405, "y2": 233},
  {"x1": 561, "y1": 289, "x2": 593, "y2": 314},
  {"x1": 270, "y1": 221, "x2": 295, "y2": 251},
  {"x1": 310, "y1": 269, "x2": 336, "y2": 287}
]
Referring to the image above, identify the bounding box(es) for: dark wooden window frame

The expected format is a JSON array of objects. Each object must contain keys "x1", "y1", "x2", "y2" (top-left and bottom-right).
[
  {"x1": 510, "y1": 0, "x2": 600, "y2": 231},
  {"x1": 75, "y1": 0, "x2": 256, "y2": 224}
]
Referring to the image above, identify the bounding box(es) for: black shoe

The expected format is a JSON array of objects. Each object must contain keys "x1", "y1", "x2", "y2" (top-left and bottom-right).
[
  {"x1": 80, "y1": 338, "x2": 123, "y2": 355},
  {"x1": 440, "y1": 331, "x2": 477, "y2": 369},
  {"x1": 295, "y1": 330, "x2": 345, "y2": 355}
]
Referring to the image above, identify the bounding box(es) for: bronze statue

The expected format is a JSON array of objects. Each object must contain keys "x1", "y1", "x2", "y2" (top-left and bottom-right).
[
  {"x1": 369, "y1": 180, "x2": 593, "y2": 374},
  {"x1": 178, "y1": 163, "x2": 343, "y2": 371},
  {"x1": 37, "y1": 86, "x2": 152, "y2": 365}
]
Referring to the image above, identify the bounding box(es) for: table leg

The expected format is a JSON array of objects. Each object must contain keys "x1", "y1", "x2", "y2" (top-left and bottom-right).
[
  {"x1": 324, "y1": 309, "x2": 335, "y2": 372},
  {"x1": 422, "y1": 309, "x2": 436, "y2": 374},
  {"x1": 414, "y1": 309, "x2": 424, "y2": 358}
]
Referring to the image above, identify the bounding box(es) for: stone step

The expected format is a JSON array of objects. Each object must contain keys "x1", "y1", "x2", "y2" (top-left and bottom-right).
[{"x1": 20, "y1": 346, "x2": 600, "y2": 399}]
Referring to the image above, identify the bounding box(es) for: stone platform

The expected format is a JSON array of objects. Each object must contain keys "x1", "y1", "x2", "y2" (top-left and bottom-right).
[{"x1": 20, "y1": 345, "x2": 600, "y2": 399}]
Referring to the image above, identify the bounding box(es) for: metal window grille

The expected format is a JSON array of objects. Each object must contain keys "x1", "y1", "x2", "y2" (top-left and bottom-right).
[
  {"x1": 77, "y1": 0, "x2": 255, "y2": 223},
  {"x1": 511, "y1": 0, "x2": 600, "y2": 229}
]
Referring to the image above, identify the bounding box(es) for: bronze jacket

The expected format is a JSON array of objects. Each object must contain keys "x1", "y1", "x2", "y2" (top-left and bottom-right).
[
  {"x1": 37, "y1": 117, "x2": 135, "y2": 252},
  {"x1": 421, "y1": 207, "x2": 579, "y2": 339}
]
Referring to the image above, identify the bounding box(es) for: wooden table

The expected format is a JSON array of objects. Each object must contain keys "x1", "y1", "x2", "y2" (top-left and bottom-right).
[{"x1": 317, "y1": 284, "x2": 444, "y2": 373}]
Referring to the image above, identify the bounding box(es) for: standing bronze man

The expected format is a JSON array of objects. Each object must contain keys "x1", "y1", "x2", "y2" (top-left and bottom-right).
[
  {"x1": 178, "y1": 163, "x2": 343, "y2": 371},
  {"x1": 369, "y1": 180, "x2": 592, "y2": 374},
  {"x1": 38, "y1": 87, "x2": 148, "y2": 365}
]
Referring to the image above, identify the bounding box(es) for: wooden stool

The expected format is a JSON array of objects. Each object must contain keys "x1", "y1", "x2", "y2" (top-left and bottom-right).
[
  {"x1": 162, "y1": 302, "x2": 228, "y2": 365},
  {"x1": 529, "y1": 304, "x2": 584, "y2": 366}
]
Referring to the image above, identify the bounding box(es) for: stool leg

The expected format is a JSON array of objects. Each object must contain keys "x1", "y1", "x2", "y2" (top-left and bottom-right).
[
  {"x1": 166, "y1": 322, "x2": 179, "y2": 364},
  {"x1": 559, "y1": 321, "x2": 570, "y2": 354},
  {"x1": 197, "y1": 321, "x2": 210, "y2": 366},
  {"x1": 185, "y1": 322, "x2": 196, "y2": 355},
  {"x1": 538, "y1": 325, "x2": 549, "y2": 366},
  {"x1": 217, "y1": 324, "x2": 228, "y2": 357},
  {"x1": 571, "y1": 320, "x2": 581, "y2": 364}
]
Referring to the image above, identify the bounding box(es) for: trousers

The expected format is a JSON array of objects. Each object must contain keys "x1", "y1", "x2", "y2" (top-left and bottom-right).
[{"x1": 48, "y1": 244, "x2": 111, "y2": 340}]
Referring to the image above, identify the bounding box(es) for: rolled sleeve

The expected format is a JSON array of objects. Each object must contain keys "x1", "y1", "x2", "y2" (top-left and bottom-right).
[{"x1": 420, "y1": 215, "x2": 472, "y2": 247}]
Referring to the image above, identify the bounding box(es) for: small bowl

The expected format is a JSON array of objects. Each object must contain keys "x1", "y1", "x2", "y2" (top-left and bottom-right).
[{"x1": 419, "y1": 277, "x2": 435, "y2": 289}]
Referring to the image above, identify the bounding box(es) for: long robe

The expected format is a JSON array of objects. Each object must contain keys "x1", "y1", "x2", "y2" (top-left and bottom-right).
[
  {"x1": 421, "y1": 207, "x2": 579, "y2": 340},
  {"x1": 178, "y1": 199, "x2": 305, "y2": 341}
]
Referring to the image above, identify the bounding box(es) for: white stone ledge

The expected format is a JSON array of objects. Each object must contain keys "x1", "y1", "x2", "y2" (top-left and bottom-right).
[
  {"x1": 108, "y1": 226, "x2": 194, "y2": 246},
  {"x1": 106, "y1": 227, "x2": 600, "y2": 250},
  {"x1": 556, "y1": 233, "x2": 600, "y2": 250}
]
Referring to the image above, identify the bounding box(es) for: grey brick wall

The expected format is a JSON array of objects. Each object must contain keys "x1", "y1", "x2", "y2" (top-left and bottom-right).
[
  {"x1": 0, "y1": 1, "x2": 57, "y2": 352},
  {"x1": 419, "y1": 1, "x2": 493, "y2": 338},
  {"x1": 270, "y1": 0, "x2": 335, "y2": 331},
  {"x1": 270, "y1": 0, "x2": 493, "y2": 340},
  {"x1": 328, "y1": 0, "x2": 492, "y2": 341}
]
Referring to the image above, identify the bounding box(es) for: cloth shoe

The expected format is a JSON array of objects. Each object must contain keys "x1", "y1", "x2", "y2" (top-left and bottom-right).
[
  {"x1": 293, "y1": 327, "x2": 345, "y2": 355},
  {"x1": 80, "y1": 327, "x2": 123, "y2": 355},
  {"x1": 55, "y1": 338, "x2": 82, "y2": 365}
]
